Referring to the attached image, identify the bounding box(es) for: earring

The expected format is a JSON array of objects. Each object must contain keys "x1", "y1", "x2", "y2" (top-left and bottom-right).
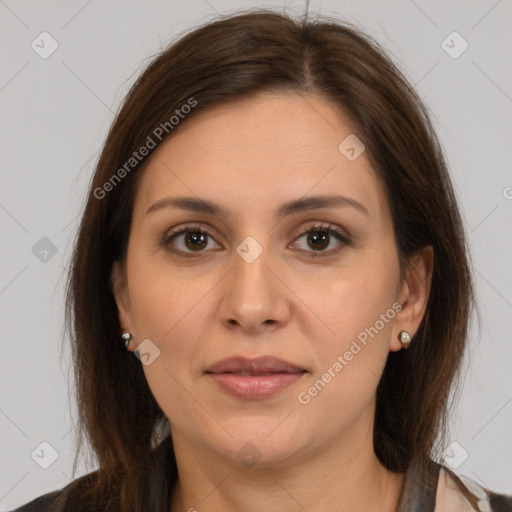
[
  {"x1": 398, "y1": 330, "x2": 411, "y2": 349},
  {"x1": 122, "y1": 331, "x2": 134, "y2": 349}
]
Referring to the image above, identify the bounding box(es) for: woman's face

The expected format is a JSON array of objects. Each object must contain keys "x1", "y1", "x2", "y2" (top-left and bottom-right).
[{"x1": 113, "y1": 92, "x2": 429, "y2": 468}]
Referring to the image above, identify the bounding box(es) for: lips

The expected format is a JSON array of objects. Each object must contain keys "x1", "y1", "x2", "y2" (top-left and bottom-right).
[
  {"x1": 206, "y1": 356, "x2": 306, "y2": 374},
  {"x1": 206, "y1": 356, "x2": 307, "y2": 400}
]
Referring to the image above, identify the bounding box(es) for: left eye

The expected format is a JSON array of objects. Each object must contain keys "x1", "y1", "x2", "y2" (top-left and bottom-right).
[{"x1": 292, "y1": 225, "x2": 349, "y2": 255}]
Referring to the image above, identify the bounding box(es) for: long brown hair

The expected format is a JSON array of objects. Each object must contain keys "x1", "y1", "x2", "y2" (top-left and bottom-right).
[{"x1": 64, "y1": 7, "x2": 474, "y2": 510}]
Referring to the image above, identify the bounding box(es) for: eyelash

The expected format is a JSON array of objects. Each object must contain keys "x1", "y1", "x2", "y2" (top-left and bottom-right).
[{"x1": 162, "y1": 222, "x2": 350, "y2": 259}]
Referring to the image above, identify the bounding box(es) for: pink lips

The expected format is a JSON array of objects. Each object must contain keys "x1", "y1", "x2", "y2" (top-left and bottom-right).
[{"x1": 206, "y1": 356, "x2": 307, "y2": 400}]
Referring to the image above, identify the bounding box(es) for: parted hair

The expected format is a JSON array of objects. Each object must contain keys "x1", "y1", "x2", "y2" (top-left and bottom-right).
[{"x1": 64, "y1": 8, "x2": 474, "y2": 511}]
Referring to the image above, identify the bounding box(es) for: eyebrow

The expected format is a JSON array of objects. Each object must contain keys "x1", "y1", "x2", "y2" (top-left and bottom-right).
[{"x1": 145, "y1": 194, "x2": 369, "y2": 217}]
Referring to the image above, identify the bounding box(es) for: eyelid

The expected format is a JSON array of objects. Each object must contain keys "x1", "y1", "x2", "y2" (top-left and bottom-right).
[{"x1": 289, "y1": 221, "x2": 350, "y2": 243}]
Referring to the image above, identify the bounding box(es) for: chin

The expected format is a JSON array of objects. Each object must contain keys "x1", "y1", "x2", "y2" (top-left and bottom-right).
[{"x1": 209, "y1": 420, "x2": 311, "y2": 469}]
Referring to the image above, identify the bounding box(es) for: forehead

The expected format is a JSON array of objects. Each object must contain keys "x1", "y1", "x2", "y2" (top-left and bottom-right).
[{"x1": 134, "y1": 92, "x2": 388, "y2": 222}]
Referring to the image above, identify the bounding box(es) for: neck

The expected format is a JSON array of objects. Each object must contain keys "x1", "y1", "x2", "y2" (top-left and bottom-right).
[{"x1": 169, "y1": 412, "x2": 405, "y2": 512}]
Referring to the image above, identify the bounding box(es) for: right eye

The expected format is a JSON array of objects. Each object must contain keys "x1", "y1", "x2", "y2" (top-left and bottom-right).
[{"x1": 162, "y1": 224, "x2": 223, "y2": 254}]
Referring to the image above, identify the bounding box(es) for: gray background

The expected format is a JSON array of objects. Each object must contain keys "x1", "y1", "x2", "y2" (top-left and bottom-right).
[{"x1": 1, "y1": 0, "x2": 511, "y2": 508}]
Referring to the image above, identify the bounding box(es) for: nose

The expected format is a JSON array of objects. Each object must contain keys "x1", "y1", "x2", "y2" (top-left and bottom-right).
[{"x1": 217, "y1": 242, "x2": 291, "y2": 335}]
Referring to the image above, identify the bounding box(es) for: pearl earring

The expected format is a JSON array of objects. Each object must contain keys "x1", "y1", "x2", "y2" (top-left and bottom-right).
[
  {"x1": 398, "y1": 330, "x2": 411, "y2": 349},
  {"x1": 122, "y1": 331, "x2": 134, "y2": 349}
]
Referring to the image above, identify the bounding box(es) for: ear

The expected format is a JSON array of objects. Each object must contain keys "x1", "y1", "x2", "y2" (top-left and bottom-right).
[
  {"x1": 390, "y1": 246, "x2": 434, "y2": 351},
  {"x1": 111, "y1": 261, "x2": 136, "y2": 345}
]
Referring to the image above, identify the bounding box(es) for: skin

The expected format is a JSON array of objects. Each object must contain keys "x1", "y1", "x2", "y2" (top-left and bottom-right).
[{"x1": 112, "y1": 91, "x2": 433, "y2": 512}]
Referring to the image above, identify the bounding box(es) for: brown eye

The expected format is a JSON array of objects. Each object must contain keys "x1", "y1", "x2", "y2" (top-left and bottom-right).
[
  {"x1": 163, "y1": 225, "x2": 222, "y2": 254},
  {"x1": 183, "y1": 231, "x2": 208, "y2": 251},
  {"x1": 292, "y1": 223, "x2": 349, "y2": 257},
  {"x1": 306, "y1": 230, "x2": 330, "y2": 251}
]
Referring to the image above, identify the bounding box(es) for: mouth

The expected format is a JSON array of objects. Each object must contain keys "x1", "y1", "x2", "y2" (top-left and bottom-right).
[{"x1": 205, "y1": 356, "x2": 307, "y2": 400}]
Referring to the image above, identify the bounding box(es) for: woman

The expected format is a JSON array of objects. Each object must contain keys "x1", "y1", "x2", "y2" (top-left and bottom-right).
[{"x1": 12, "y1": 8, "x2": 512, "y2": 512}]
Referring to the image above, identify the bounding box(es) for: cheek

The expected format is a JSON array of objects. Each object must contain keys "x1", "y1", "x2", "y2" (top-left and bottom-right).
[
  {"x1": 127, "y1": 240, "x2": 198, "y2": 332},
  {"x1": 315, "y1": 257, "x2": 398, "y2": 345},
  {"x1": 127, "y1": 267, "x2": 213, "y2": 415},
  {"x1": 303, "y1": 252, "x2": 399, "y2": 398},
  {"x1": 296, "y1": 285, "x2": 396, "y2": 429},
  {"x1": 126, "y1": 255, "x2": 219, "y2": 376}
]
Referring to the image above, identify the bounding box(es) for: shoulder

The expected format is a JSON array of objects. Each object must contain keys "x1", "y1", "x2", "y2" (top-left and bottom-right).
[
  {"x1": 8, "y1": 435, "x2": 175, "y2": 512},
  {"x1": 7, "y1": 471, "x2": 108, "y2": 512},
  {"x1": 8, "y1": 489, "x2": 63, "y2": 512},
  {"x1": 437, "y1": 464, "x2": 512, "y2": 512}
]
